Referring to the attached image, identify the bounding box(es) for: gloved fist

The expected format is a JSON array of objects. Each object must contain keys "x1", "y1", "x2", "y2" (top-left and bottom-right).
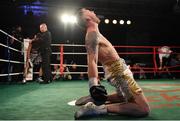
[{"x1": 89, "y1": 85, "x2": 108, "y2": 105}]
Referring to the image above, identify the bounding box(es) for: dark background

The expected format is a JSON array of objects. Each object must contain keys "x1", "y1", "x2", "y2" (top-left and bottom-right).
[
  {"x1": 0, "y1": 0, "x2": 180, "y2": 45},
  {"x1": 0, "y1": 0, "x2": 180, "y2": 76}
]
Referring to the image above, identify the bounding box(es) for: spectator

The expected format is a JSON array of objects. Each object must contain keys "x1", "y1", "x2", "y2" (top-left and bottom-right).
[
  {"x1": 157, "y1": 46, "x2": 173, "y2": 78},
  {"x1": 4, "y1": 25, "x2": 24, "y2": 83},
  {"x1": 53, "y1": 64, "x2": 72, "y2": 80},
  {"x1": 132, "y1": 63, "x2": 146, "y2": 79}
]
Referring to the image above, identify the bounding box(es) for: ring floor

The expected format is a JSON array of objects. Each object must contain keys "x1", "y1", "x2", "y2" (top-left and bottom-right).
[{"x1": 0, "y1": 79, "x2": 179, "y2": 120}]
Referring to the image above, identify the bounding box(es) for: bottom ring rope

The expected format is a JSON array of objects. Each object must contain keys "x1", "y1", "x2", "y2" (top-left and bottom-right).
[{"x1": 0, "y1": 73, "x2": 23, "y2": 77}]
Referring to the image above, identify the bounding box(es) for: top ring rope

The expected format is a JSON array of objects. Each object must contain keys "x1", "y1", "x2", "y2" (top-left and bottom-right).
[
  {"x1": 0, "y1": 29, "x2": 22, "y2": 44},
  {"x1": 51, "y1": 44, "x2": 180, "y2": 49},
  {"x1": 113, "y1": 45, "x2": 180, "y2": 48}
]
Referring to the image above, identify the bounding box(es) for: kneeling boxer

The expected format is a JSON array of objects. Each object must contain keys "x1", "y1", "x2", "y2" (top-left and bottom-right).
[{"x1": 74, "y1": 8, "x2": 150, "y2": 119}]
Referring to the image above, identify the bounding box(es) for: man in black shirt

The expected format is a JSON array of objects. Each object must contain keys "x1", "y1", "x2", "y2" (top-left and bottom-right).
[
  {"x1": 40, "y1": 23, "x2": 52, "y2": 84},
  {"x1": 38, "y1": 23, "x2": 52, "y2": 84}
]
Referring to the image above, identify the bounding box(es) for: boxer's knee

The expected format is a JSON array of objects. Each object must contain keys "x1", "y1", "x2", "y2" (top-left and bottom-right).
[
  {"x1": 138, "y1": 107, "x2": 150, "y2": 117},
  {"x1": 135, "y1": 100, "x2": 150, "y2": 117},
  {"x1": 131, "y1": 106, "x2": 150, "y2": 117},
  {"x1": 142, "y1": 104, "x2": 150, "y2": 116}
]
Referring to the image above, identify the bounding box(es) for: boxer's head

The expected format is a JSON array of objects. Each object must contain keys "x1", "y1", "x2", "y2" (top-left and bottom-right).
[{"x1": 77, "y1": 8, "x2": 100, "y2": 28}]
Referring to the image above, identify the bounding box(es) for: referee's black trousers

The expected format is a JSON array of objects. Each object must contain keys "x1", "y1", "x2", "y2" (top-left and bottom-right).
[{"x1": 41, "y1": 48, "x2": 52, "y2": 82}]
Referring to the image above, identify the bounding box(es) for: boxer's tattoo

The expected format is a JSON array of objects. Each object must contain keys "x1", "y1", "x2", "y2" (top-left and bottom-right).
[{"x1": 85, "y1": 32, "x2": 98, "y2": 54}]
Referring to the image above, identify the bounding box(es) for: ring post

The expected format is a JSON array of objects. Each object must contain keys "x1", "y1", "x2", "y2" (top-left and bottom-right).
[
  {"x1": 153, "y1": 47, "x2": 158, "y2": 75},
  {"x1": 60, "y1": 45, "x2": 64, "y2": 76}
]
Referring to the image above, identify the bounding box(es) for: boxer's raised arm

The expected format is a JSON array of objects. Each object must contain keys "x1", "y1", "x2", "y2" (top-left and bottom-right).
[{"x1": 85, "y1": 31, "x2": 99, "y2": 87}]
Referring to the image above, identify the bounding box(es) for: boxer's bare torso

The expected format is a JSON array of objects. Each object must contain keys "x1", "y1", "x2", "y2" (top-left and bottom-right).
[
  {"x1": 97, "y1": 33, "x2": 120, "y2": 64},
  {"x1": 85, "y1": 28, "x2": 120, "y2": 65}
]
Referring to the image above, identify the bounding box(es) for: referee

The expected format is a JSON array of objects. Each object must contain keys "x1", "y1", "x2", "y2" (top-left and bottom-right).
[{"x1": 39, "y1": 23, "x2": 52, "y2": 84}]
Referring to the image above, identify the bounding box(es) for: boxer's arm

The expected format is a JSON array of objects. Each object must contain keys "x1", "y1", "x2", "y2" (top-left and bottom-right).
[
  {"x1": 24, "y1": 43, "x2": 32, "y2": 77},
  {"x1": 27, "y1": 43, "x2": 32, "y2": 60},
  {"x1": 31, "y1": 37, "x2": 41, "y2": 43},
  {"x1": 85, "y1": 31, "x2": 99, "y2": 87}
]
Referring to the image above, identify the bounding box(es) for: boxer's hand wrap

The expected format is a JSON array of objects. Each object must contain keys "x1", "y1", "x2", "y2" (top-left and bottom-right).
[
  {"x1": 89, "y1": 77, "x2": 99, "y2": 88},
  {"x1": 89, "y1": 85, "x2": 108, "y2": 105}
]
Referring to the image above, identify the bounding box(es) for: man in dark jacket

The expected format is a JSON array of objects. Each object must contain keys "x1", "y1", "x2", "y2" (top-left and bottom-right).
[{"x1": 34, "y1": 23, "x2": 52, "y2": 84}]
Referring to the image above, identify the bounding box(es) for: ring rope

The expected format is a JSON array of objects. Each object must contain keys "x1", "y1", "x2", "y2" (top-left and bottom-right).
[
  {"x1": 0, "y1": 72, "x2": 23, "y2": 77},
  {"x1": 51, "y1": 44, "x2": 180, "y2": 49},
  {"x1": 0, "y1": 43, "x2": 22, "y2": 53},
  {"x1": 32, "y1": 70, "x2": 180, "y2": 75},
  {"x1": 0, "y1": 65, "x2": 179, "y2": 77},
  {"x1": 33, "y1": 71, "x2": 104, "y2": 74},
  {"x1": 52, "y1": 52, "x2": 180, "y2": 55},
  {"x1": 118, "y1": 52, "x2": 180, "y2": 55},
  {"x1": 54, "y1": 72, "x2": 104, "y2": 74},
  {"x1": 52, "y1": 52, "x2": 87, "y2": 55},
  {"x1": 132, "y1": 70, "x2": 180, "y2": 73},
  {"x1": 0, "y1": 29, "x2": 22, "y2": 44},
  {"x1": 165, "y1": 65, "x2": 180, "y2": 69},
  {"x1": 0, "y1": 59, "x2": 24, "y2": 64},
  {"x1": 50, "y1": 63, "x2": 180, "y2": 70},
  {"x1": 1, "y1": 69, "x2": 179, "y2": 78},
  {"x1": 51, "y1": 64, "x2": 103, "y2": 68},
  {"x1": 51, "y1": 44, "x2": 85, "y2": 47},
  {"x1": 0, "y1": 40, "x2": 179, "y2": 79},
  {"x1": 114, "y1": 45, "x2": 180, "y2": 48},
  {"x1": 2, "y1": 69, "x2": 179, "y2": 77}
]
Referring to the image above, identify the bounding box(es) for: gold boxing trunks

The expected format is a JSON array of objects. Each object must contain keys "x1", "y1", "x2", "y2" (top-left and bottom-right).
[{"x1": 103, "y1": 58, "x2": 142, "y2": 101}]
